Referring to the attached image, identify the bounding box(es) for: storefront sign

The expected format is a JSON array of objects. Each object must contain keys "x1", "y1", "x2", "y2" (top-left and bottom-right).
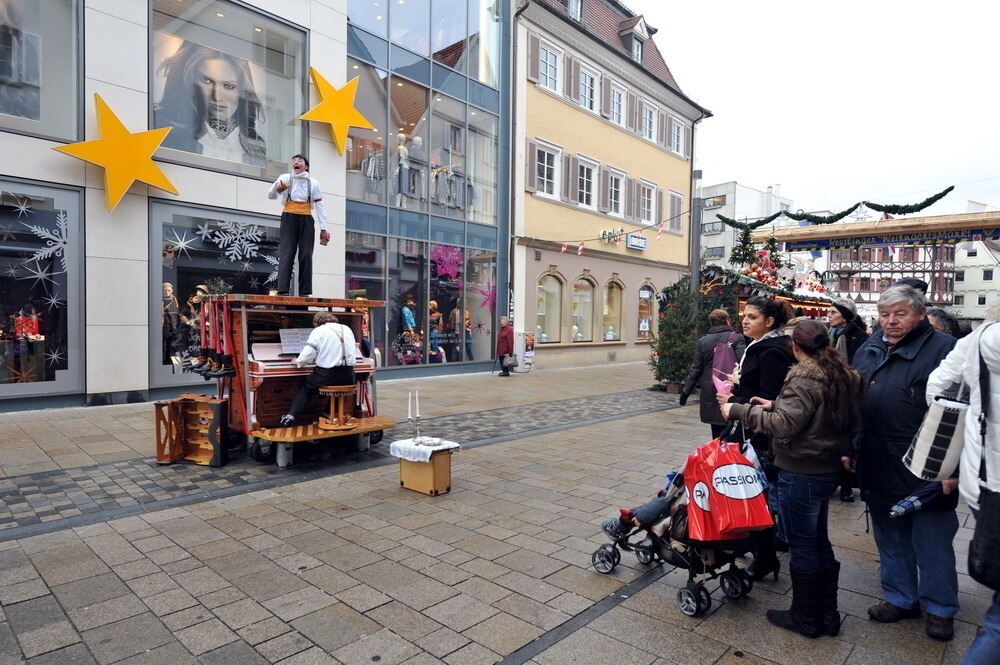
[
  {"x1": 626, "y1": 233, "x2": 648, "y2": 251},
  {"x1": 601, "y1": 227, "x2": 625, "y2": 244},
  {"x1": 785, "y1": 227, "x2": 1000, "y2": 252}
]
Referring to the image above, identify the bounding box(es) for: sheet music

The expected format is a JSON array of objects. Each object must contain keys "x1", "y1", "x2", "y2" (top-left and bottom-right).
[{"x1": 278, "y1": 328, "x2": 313, "y2": 355}]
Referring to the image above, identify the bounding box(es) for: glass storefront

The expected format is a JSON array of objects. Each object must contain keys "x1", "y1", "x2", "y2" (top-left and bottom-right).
[
  {"x1": 151, "y1": 0, "x2": 307, "y2": 180},
  {"x1": 149, "y1": 201, "x2": 281, "y2": 387},
  {"x1": 536, "y1": 275, "x2": 560, "y2": 343},
  {"x1": 602, "y1": 282, "x2": 622, "y2": 341},
  {"x1": 347, "y1": 58, "x2": 388, "y2": 204},
  {"x1": 571, "y1": 279, "x2": 594, "y2": 342},
  {"x1": 0, "y1": 0, "x2": 80, "y2": 140},
  {"x1": 0, "y1": 179, "x2": 82, "y2": 397}
]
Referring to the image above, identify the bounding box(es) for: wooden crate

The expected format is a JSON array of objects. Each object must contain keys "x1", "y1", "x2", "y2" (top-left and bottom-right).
[
  {"x1": 399, "y1": 451, "x2": 453, "y2": 496},
  {"x1": 155, "y1": 394, "x2": 228, "y2": 467}
]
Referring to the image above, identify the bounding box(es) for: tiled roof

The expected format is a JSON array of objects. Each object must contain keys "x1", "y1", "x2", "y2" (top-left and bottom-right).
[{"x1": 534, "y1": 0, "x2": 683, "y2": 94}]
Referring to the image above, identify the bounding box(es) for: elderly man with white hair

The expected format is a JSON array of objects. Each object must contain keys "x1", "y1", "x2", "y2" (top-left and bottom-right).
[{"x1": 851, "y1": 284, "x2": 958, "y2": 641}]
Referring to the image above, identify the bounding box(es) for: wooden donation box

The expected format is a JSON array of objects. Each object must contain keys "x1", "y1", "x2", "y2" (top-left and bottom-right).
[
  {"x1": 389, "y1": 438, "x2": 460, "y2": 496},
  {"x1": 155, "y1": 393, "x2": 228, "y2": 467}
]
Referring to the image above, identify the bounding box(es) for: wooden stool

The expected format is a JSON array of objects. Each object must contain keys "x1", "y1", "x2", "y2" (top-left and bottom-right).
[{"x1": 318, "y1": 385, "x2": 357, "y2": 431}]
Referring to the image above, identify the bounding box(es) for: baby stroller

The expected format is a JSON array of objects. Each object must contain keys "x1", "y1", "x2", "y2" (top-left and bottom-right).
[{"x1": 591, "y1": 469, "x2": 755, "y2": 617}]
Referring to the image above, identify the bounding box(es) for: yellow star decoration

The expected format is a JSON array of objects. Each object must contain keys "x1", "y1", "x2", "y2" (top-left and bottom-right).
[
  {"x1": 54, "y1": 94, "x2": 178, "y2": 211},
  {"x1": 299, "y1": 68, "x2": 374, "y2": 155}
]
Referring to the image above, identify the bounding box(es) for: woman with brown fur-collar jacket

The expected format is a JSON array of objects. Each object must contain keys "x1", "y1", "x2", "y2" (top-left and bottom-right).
[{"x1": 722, "y1": 320, "x2": 862, "y2": 640}]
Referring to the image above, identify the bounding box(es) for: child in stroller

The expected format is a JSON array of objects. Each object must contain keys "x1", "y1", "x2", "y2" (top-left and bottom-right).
[{"x1": 592, "y1": 470, "x2": 755, "y2": 617}]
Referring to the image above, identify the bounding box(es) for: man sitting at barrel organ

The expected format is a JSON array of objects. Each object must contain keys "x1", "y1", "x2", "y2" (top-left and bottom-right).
[{"x1": 279, "y1": 312, "x2": 357, "y2": 427}]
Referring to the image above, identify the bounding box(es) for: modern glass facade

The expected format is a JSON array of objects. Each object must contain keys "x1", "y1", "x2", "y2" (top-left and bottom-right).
[{"x1": 345, "y1": 0, "x2": 509, "y2": 369}]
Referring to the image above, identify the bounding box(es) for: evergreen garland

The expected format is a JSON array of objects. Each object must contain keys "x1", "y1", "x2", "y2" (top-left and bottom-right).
[{"x1": 716, "y1": 185, "x2": 955, "y2": 231}]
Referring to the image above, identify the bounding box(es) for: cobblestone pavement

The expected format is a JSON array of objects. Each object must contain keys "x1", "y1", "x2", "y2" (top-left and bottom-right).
[
  {"x1": 0, "y1": 386, "x2": 677, "y2": 533},
  {"x1": 0, "y1": 364, "x2": 987, "y2": 664}
]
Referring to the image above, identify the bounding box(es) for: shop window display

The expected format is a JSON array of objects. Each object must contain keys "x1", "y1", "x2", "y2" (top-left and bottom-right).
[
  {"x1": 0, "y1": 0, "x2": 79, "y2": 141},
  {"x1": 346, "y1": 232, "x2": 386, "y2": 364},
  {"x1": 430, "y1": 94, "x2": 466, "y2": 219},
  {"x1": 637, "y1": 285, "x2": 654, "y2": 340},
  {"x1": 602, "y1": 281, "x2": 622, "y2": 341},
  {"x1": 151, "y1": 203, "x2": 280, "y2": 387},
  {"x1": 0, "y1": 181, "x2": 81, "y2": 397},
  {"x1": 429, "y1": 244, "x2": 463, "y2": 362},
  {"x1": 387, "y1": 237, "x2": 427, "y2": 365},
  {"x1": 571, "y1": 278, "x2": 594, "y2": 342},
  {"x1": 464, "y1": 247, "x2": 496, "y2": 361},
  {"x1": 536, "y1": 274, "x2": 561, "y2": 343},
  {"x1": 467, "y1": 108, "x2": 497, "y2": 225},
  {"x1": 390, "y1": 77, "x2": 429, "y2": 211},
  {"x1": 151, "y1": 0, "x2": 306, "y2": 180},
  {"x1": 346, "y1": 58, "x2": 388, "y2": 204}
]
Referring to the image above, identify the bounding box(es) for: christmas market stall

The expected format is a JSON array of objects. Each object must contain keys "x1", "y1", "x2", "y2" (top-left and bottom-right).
[{"x1": 154, "y1": 294, "x2": 395, "y2": 468}]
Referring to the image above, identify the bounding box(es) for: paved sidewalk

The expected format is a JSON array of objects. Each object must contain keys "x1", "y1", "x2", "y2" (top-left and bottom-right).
[{"x1": 0, "y1": 367, "x2": 987, "y2": 665}]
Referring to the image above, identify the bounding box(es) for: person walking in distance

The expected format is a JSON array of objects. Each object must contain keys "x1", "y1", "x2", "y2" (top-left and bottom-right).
[
  {"x1": 496, "y1": 316, "x2": 514, "y2": 377},
  {"x1": 279, "y1": 312, "x2": 356, "y2": 426},
  {"x1": 681, "y1": 309, "x2": 746, "y2": 438},
  {"x1": 851, "y1": 285, "x2": 959, "y2": 641},
  {"x1": 268, "y1": 154, "x2": 329, "y2": 296},
  {"x1": 723, "y1": 320, "x2": 862, "y2": 638}
]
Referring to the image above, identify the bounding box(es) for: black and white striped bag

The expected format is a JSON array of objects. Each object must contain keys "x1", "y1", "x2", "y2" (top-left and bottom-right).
[{"x1": 903, "y1": 392, "x2": 968, "y2": 481}]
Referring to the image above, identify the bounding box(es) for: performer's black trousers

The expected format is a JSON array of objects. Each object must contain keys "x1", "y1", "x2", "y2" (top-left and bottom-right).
[
  {"x1": 277, "y1": 212, "x2": 315, "y2": 295},
  {"x1": 288, "y1": 366, "x2": 355, "y2": 418}
]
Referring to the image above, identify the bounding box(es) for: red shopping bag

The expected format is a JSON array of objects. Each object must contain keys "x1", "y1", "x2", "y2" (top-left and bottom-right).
[{"x1": 684, "y1": 439, "x2": 773, "y2": 541}]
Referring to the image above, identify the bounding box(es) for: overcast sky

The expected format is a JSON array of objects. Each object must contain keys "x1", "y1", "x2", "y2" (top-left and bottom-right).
[{"x1": 638, "y1": 0, "x2": 1000, "y2": 217}]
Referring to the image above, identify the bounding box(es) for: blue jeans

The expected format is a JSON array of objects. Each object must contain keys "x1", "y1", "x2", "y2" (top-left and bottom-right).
[
  {"x1": 870, "y1": 507, "x2": 959, "y2": 618},
  {"x1": 776, "y1": 470, "x2": 839, "y2": 573},
  {"x1": 961, "y1": 592, "x2": 1000, "y2": 665}
]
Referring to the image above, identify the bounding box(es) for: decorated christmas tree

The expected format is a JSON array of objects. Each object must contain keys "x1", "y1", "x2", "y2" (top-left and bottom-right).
[
  {"x1": 762, "y1": 234, "x2": 785, "y2": 269},
  {"x1": 650, "y1": 276, "x2": 699, "y2": 388},
  {"x1": 729, "y1": 227, "x2": 757, "y2": 266}
]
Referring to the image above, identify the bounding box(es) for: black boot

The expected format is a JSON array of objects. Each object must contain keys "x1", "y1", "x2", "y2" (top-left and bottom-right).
[
  {"x1": 766, "y1": 569, "x2": 823, "y2": 638},
  {"x1": 820, "y1": 561, "x2": 842, "y2": 636},
  {"x1": 749, "y1": 528, "x2": 781, "y2": 582}
]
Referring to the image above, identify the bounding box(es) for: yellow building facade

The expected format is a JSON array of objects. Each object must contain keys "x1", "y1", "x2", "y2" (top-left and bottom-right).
[{"x1": 513, "y1": 0, "x2": 709, "y2": 367}]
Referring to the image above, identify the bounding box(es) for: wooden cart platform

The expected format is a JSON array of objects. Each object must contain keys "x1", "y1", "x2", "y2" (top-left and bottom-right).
[{"x1": 251, "y1": 416, "x2": 396, "y2": 443}]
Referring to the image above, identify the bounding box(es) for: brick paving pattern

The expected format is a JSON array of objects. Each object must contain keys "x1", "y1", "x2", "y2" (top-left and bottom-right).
[{"x1": 0, "y1": 364, "x2": 987, "y2": 665}]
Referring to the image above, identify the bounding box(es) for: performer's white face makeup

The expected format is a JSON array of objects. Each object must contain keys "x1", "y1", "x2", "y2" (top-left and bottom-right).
[
  {"x1": 196, "y1": 58, "x2": 240, "y2": 123},
  {"x1": 291, "y1": 156, "x2": 307, "y2": 173}
]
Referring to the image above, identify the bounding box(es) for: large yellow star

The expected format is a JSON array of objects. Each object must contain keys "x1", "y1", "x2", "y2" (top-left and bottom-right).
[
  {"x1": 54, "y1": 94, "x2": 178, "y2": 210},
  {"x1": 299, "y1": 68, "x2": 374, "y2": 155}
]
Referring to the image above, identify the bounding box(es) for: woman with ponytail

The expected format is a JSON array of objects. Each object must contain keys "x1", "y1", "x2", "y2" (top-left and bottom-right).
[{"x1": 722, "y1": 319, "x2": 862, "y2": 639}]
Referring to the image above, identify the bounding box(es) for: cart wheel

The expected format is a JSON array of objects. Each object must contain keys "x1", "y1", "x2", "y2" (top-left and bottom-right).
[
  {"x1": 591, "y1": 545, "x2": 618, "y2": 574},
  {"x1": 370, "y1": 430, "x2": 384, "y2": 445},
  {"x1": 739, "y1": 571, "x2": 753, "y2": 596},
  {"x1": 720, "y1": 571, "x2": 744, "y2": 599},
  {"x1": 677, "y1": 586, "x2": 701, "y2": 617},
  {"x1": 697, "y1": 584, "x2": 712, "y2": 613},
  {"x1": 635, "y1": 538, "x2": 654, "y2": 565},
  {"x1": 249, "y1": 437, "x2": 276, "y2": 464}
]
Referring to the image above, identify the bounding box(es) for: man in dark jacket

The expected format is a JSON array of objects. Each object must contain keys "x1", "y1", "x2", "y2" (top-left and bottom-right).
[
  {"x1": 681, "y1": 309, "x2": 746, "y2": 438},
  {"x1": 852, "y1": 284, "x2": 958, "y2": 641}
]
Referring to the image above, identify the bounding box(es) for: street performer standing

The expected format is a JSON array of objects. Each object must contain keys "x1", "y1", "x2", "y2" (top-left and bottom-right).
[
  {"x1": 268, "y1": 154, "x2": 329, "y2": 296},
  {"x1": 279, "y1": 312, "x2": 356, "y2": 427}
]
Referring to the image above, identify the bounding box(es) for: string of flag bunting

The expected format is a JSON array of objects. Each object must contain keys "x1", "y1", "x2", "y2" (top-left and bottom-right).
[{"x1": 535, "y1": 206, "x2": 693, "y2": 256}]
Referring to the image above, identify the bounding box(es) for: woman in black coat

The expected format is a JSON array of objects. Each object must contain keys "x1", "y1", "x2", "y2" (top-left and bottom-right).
[
  {"x1": 719, "y1": 296, "x2": 795, "y2": 581},
  {"x1": 681, "y1": 309, "x2": 746, "y2": 438}
]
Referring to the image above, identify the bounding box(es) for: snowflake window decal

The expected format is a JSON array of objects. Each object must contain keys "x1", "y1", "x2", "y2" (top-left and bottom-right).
[
  {"x1": 18, "y1": 211, "x2": 70, "y2": 275},
  {"x1": 211, "y1": 220, "x2": 263, "y2": 263}
]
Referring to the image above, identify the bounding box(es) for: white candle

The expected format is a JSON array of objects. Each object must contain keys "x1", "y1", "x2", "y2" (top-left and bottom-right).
[
  {"x1": 407, "y1": 391, "x2": 412, "y2": 420},
  {"x1": 416, "y1": 391, "x2": 420, "y2": 418}
]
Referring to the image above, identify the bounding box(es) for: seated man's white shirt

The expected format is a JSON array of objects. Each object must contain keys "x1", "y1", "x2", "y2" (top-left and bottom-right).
[{"x1": 295, "y1": 323, "x2": 357, "y2": 368}]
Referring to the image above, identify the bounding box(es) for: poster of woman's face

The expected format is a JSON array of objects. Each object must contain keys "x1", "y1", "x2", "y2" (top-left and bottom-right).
[{"x1": 152, "y1": 33, "x2": 267, "y2": 169}]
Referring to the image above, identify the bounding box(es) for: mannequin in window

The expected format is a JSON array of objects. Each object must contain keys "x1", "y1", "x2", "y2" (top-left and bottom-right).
[
  {"x1": 428, "y1": 299, "x2": 446, "y2": 363},
  {"x1": 394, "y1": 133, "x2": 410, "y2": 208},
  {"x1": 409, "y1": 136, "x2": 425, "y2": 199}
]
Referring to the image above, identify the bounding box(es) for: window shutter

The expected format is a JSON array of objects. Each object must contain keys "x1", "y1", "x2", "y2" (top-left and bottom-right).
[
  {"x1": 624, "y1": 178, "x2": 635, "y2": 221},
  {"x1": 569, "y1": 156, "x2": 580, "y2": 202},
  {"x1": 527, "y1": 34, "x2": 540, "y2": 82},
  {"x1": 657, "y1": 112, "x2": 667, "y2": 146},
  {"x1": 656, "y1": 188, "x2": 663, "y2": 225},
  {"x1": 625, "y1": 93, "x2": 637, "y2": 131},
  {"x1": 684, "y1": 125, "x2": 692, "y2": 159},
  {"x1": 600, "y1": 76, "x2": 611, "y2": 118},
  {"x1": 670, "y1": 193, "x2": 683, "y2": 231},
  {"x1": 667, "y1": 116, "x2": 676, "y2": 151},
  {"x1": 525, "y1": 139, "x2": 537, "y2": 192},
  {"x1": 572, "y1": 60, "x2": 581, "y2": 102},
  {"x1": 560, "y1": 154, "x2": 573, "y2": 202},
  {"x1": 598, "y1": 167, "x2": 610, "y2": 213},
  {"x1": 563, "y1": 55, "x2": 576, "y2": 98}
]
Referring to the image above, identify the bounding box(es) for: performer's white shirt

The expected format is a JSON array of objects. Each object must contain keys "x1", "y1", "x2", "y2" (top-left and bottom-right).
[
  {"x1": 198, "y1": 127, "x2": 245, "y2": 164},
  {"x1": 267, "y1": 170, "x2": 329, "y2": 230},
  {"x1": 295, "y1": 323, "x2": 357, "y2": 368}
]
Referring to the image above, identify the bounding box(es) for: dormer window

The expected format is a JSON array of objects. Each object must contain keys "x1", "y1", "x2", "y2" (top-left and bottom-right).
[
  {"x1": 567, "y1": 0, "x2": 582, "y2": 21},
  {"x1": 631, "y1": 38, "x2": 643, "y2": 62}
]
